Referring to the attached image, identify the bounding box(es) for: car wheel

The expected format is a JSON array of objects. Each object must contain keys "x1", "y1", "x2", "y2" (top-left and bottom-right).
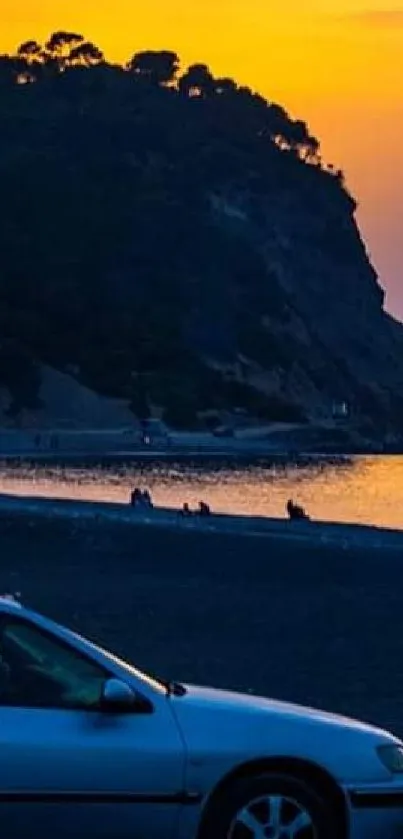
[{"x1": 201, "y1": 772, "x2": 338, "y2": 839}]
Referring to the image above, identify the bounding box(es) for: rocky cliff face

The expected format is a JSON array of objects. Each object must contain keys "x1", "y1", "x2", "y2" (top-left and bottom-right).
[{"x1": 207, "y1": 168, "x2": 403, "y2": 431}]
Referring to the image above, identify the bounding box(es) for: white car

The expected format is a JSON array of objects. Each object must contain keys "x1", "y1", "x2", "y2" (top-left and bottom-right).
[{"x1": 0, "y1": 595, "x2": 402, "y2": 839}]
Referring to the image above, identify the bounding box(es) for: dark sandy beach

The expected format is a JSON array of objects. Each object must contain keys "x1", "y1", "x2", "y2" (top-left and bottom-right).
[{"x1": 1, "y1": 500, "x2": 403, "y2": 738}]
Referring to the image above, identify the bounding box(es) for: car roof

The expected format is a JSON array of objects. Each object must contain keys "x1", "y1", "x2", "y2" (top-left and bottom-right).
[
  {"x1": 0, "y1": 596, "x2": 64, "y2": 629},
  {"x1": 0, "y1": 595, "x2": 23, "y2": 612}
]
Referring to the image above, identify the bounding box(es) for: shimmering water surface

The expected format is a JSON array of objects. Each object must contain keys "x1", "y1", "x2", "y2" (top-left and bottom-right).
[{"x1": 0, "y1": 455, "x2": 402, "y2": 529}]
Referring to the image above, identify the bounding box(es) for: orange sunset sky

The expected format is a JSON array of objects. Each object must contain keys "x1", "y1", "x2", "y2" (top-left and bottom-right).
[{"x1": 2, "y1": 1, "x2": 402, "y2": 317}]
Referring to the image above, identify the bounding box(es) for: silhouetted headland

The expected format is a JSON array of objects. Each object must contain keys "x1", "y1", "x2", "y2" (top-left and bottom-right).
[{"x1": 1, "y1": 32, "x2": 403, "y2": 448}]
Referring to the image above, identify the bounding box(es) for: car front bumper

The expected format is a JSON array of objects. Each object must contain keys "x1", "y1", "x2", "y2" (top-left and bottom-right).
[{"x1": 347, "y1": 783, "x2": 403, "y2": 838}]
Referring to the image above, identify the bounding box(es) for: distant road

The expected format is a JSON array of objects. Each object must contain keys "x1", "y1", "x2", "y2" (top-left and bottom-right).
[{"x1": 0, "y1": 423, "x2": 389, "y2": 461}]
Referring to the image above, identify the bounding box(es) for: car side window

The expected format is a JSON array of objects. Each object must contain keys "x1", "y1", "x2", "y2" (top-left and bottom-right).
[{"x1": 0, "y1": 619, "x2": 108, "y2": 710}]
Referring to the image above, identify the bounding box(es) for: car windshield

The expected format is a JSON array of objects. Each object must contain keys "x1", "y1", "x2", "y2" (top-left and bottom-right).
[{"x1": 67, "y1": 628, "x2": 169, "y2": 695}]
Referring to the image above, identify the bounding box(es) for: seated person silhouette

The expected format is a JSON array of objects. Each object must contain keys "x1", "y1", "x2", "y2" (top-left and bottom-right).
[
  {"x1": 130, "y1": 487, "x2": 142, "y2": 507},
  {"x1": 286, "y1": 499, "x2": 310, "y2": 521}
]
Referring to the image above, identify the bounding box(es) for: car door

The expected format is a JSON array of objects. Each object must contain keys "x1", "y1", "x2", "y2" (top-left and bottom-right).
[{"x1": 0, "y1": 616, "x2": 186, "y2": 839}]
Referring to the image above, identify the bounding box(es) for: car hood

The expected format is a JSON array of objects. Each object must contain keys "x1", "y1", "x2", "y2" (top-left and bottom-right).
[
  {"x1": 170, "y1": 683, "x2": 399, "y2": 784},
  {"x1": 180, "y1": 683, "x2": 392, "y2": 737}
]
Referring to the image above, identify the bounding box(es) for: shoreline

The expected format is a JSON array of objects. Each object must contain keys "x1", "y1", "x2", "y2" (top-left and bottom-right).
[
  {"x1": 1, "y1": 491, "x2": 403, "y2": 548},
  {"x1": 0, "y1": 447, "x2": 393, "y2": 468}
]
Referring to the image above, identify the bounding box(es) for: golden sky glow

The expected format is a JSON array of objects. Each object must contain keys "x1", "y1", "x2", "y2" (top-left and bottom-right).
[{"x1": 2, "y1": 0, "x2": 402, "y2": 315}]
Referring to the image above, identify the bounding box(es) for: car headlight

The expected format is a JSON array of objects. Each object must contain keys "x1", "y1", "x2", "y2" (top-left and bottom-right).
[{"x1": 377, "y1": 744, "x2": 403, "y2": 773}]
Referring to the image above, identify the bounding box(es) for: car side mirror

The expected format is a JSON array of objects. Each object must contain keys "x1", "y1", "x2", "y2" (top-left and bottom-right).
[{"x1": 101, "y1": 678, "x2": 138, "y2": 712}]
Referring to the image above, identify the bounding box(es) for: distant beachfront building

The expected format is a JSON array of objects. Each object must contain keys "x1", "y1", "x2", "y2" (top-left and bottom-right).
[
  {"x1": 141, "y1": 418, "x2": 170, "y2": 446},
  {"x1": 332, "y1": 401, "x2": 350, "y2": 420}
]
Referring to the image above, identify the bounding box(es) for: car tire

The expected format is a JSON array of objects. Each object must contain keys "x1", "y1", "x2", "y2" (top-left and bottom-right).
[{"x1": 200, "y1": 772, "x2": 339, "y2": 839}]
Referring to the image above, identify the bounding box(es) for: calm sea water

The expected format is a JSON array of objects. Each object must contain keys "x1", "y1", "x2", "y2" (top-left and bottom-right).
[{"x1": 0, "y1": 455, "x2": 402, "y2": 530}]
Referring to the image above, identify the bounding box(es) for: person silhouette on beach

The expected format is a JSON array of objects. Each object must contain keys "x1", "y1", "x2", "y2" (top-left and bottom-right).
[
  {"x1": 286, "y1": 499, "x2": 310, "y2": 521},
  {"x1": 130, "y1": 488, "x2": 142, "y2": 507},
  {"x1": 143, "y1": 490, "x2": 153, "y2": 508},
  {"x1": 130, "y1": 488, "x2": 154, "y2": 509},
  {"x1": 180, "y1": 503, "x2": 192, "y2": 516}
]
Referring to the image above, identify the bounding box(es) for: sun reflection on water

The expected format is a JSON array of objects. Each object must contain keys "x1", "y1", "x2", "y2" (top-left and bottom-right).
[{"x1": 0, "y1": 455, "x2": 402, "y2": 529}]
